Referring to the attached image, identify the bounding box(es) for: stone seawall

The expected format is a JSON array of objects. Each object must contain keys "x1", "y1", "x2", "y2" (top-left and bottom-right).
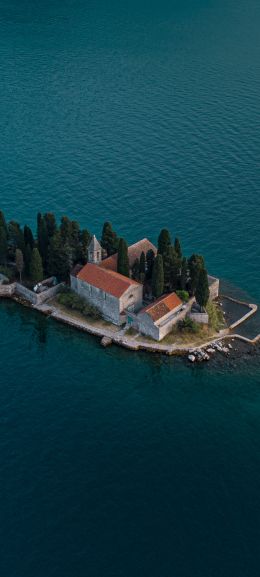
[
  {"x1": 0, "y1": 282, "x2": 62, "y2": 304},
  {"x1": 208, "y1": 275, "x2": 220, "y2": 300},
  {"x1": 0, "y1": 283, "x2": 16, "y2": 297}
]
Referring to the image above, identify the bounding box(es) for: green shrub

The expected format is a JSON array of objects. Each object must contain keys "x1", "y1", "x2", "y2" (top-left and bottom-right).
[
  {"x1": 178, "y1": 317, "x2": 200, "y2": 334},
  {"x1": 206, "y1": 301, "x2": 225, "y2": 331},
  {"x1": 176, "y1": 290, "x2": 189, "y2": 302},
  {"x1": 0, "y1": 265, "x2": 15, "y2": 281},
  {"x1": 57, "y1": 290, "x2": 100, "y2": 320}
]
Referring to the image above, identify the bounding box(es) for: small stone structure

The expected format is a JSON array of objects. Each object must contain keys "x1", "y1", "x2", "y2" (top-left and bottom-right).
[
  {"x1": 88, "y1": 235, "x2": 102, "y2": 264},
  {"x1": 0, "y1": 280, "x2": 62, "y2": 304},
  {"x1": 127, "y1": 292, "x2": 189, "y2": 341},
  {"x1": 188, "y1": 303, "x2": 209, "y2": 324}
]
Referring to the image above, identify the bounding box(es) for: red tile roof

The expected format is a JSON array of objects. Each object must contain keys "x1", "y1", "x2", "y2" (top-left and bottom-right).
[
  {"x1": 141, "y1": 292, "x2": 182, "y2": 322},
  {"x1": 100, "y1": 238, "x2": 157, "y2": 272},
  {"x1": 77, "y1": 263, "x2": 139, "y2": 298}
]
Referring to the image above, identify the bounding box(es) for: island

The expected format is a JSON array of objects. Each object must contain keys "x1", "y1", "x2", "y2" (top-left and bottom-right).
[{"x1": 0, "y1": 210, "x2": 258, "y2": 361}]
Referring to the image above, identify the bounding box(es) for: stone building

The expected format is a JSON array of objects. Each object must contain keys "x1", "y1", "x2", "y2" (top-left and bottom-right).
[
  {"x1": 127, "y1": 292, "x2": 184, "y2": 341},
  {"x1": 70, "y1": 263, "x2": 143, "y2": 325},
  {"x1": 99, "y1": 238, "x2": 157, "y2": 272},
  {"x1": 87, "y1": 235, "x2": 102, "y2": 264}
]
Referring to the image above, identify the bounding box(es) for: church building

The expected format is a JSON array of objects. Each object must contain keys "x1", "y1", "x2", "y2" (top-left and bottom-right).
[{"x1": 70, "y1": 235, "x2": 143, "y2": 325}]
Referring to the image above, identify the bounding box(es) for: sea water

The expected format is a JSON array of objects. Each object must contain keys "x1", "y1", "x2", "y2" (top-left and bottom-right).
[{"x1": 0, "y1": 0, "x2": 259, "y2": 575}]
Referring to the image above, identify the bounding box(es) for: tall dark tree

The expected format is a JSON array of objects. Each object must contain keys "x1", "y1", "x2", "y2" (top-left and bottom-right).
[
  {"x1": 132, "y1": 258, "x2": 140, "y2": 281},
  {"x1": 163, "y1": 246, "x2": 180, "y2": 291},
  {"x1": 24, "y1": 243, "x2": 32, "y2": 276},
  {"x1": 80, "y1": 229, "x2": 91, "y2": 264},
  {"x1": 195, "y1": 268, "x2": 209, "y2": 311},
  {"x1": 139, "y1": 251, "x2": 146, "y2": 275},
  {"x1": 24, "y1": 225, "x2": 34, "y2": 249},
  {"x1": 158, "y1": 229, "x2": 171, "y2": 257},
  {"x1": 37, "y1": 214, "x2": 49, "y2": 269},
  {"x1": 146, "y1": 249, "x2": 155, "y2": 280},
  {"x1": 180, "y1": 257, "x2": 188, "y2": 290},
  {"x1": 47, "y1": 231, "x2": 72, "y2": 281},
  {"x1": 60, "y1": 216, "x2": 72, "y2": 244},
  {"x1": 8, "y1": 221, "x2": 25, "y2": 256},
  {"x1": 152, "y1": 254, "x2": 164, "y2": 298},
  {"x1": 0, "y1": 210, "x2": 8, "y2": 234},
  {"x1": 174, "y1": 237, "x2": 182, "y2": 259},
  {"x1": 0, "y1": 225, "x2": 8, "y2": 264},
  {"x1": 15, "y1": 248, "x2": 24, "y2": 282},
  {"x1": 117, "y1": 238, "x2": 129, "y2": 277},
  {"x1": 30, "y1": 248, "x2": 44, "y2": 283},
  {"x1": 188, "y1": 254, "x2": 205, "y2": 295},
  {"x1": 44, "y1": 213, "x2": 56, "y2": 239},
  {"x1": 101, "y1": 222, "x2": 118, "y2": 256}
]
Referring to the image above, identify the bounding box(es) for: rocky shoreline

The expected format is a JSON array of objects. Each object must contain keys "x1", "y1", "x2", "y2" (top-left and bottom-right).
[{"x1": 0, "y1": 288, "x2": 259, "y2": 365}]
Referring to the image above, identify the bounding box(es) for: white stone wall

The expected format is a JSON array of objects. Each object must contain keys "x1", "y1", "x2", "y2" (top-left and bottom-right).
[
  {"x1": 119, "y1": 284, "x2": 143, "y2": 314},
  {"x1": 70, "y1": 276, "x2": 143, "y2": 325},
  {"x1": 15, "y1": 282, "x2": 63, "y2": 304},
  {"x1": 0, "y1": 283, "x2": 15, "y2": 297},
  {"x1": 73, "y1": 277, "x2": 120, "y2": 323},
  {"x1": 208, "y1": 276, "x2": 219, "y2": 300},
  {"x1": 189, "y1": 311, "x2": 209, "y2": 324}
]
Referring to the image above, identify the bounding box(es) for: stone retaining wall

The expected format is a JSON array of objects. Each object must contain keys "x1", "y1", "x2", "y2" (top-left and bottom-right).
[
  {"x1": 0, "y1": 282, "x2": 62, "y2": 304},
  {"x1": 189, "y1": 311, "x2": 209, "y2": 324},
  {"x1": 208, "y1": 275, "x2": 220, "y2": 300},
  {"x1": 15, "y1": 282, "x2": 63, "y2": 304},
  {"x1": 0, "y1": 283, "x2": 15, "y2": 297}
]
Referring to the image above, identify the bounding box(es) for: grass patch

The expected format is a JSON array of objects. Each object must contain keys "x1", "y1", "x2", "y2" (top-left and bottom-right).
[{"x1": 206, "y1": 301, "x2": 226, "y2": 331}]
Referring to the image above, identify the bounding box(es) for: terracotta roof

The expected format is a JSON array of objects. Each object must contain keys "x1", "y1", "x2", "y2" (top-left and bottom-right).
[
  {"x1": 77, "y1": 263, "x2": 139, "y2": 298},
  {"x1": 99, "y1": 238, "x2": 157, "y2": 272},
  {"x1": 141, "y1": 292, "x2": 182, "y2": 322}
]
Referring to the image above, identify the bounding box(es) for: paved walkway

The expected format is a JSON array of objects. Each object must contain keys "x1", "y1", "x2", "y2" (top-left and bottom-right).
[{"x1": 34, "y1": 302, "x2": 259, "y2": 355}]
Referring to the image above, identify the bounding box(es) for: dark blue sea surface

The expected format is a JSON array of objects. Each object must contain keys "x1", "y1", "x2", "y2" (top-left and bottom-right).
[{"x1": 0, "y1": 0, "x2": 260, "y2": 576}]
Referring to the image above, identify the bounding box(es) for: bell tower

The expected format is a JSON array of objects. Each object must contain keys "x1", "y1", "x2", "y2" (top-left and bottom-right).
[{"x1": 88, "y1": 235, "x2": 102, "y2": 264}]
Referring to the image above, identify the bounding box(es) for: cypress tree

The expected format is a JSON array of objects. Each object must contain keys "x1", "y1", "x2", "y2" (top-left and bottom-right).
[
  {"x1": 47, "y1": 230, "x2": 72, "y2": 281},
  {"x1": 174, "y1": 237, "x2": 182, "y2": 259},
  {"x1": 24, "y1": 225, "x2": 34, "y2": 249},
  {"x1": 15, "y1": 248, "x2": 24, "y2": 282},
  {"x1": 139, "y1": 251, "x2": 146, "y2": 275},
  {"x1": 0, "y1": 225, "x2": 8, "y2": 264},
  {"x1": 80, "y1": 229, "x2": 91, "y2": 264},
  {"x1": 24, "y1": 243, "x2": 32, "y2": 277},
  {"x1": 37, "y1": 214, "x2": 48, "y2": 269},
  {"x1": 60, "y1": 216, "x2": 71, "y2": 242},
  {"x1": 117, "y1": 238, "x2": 129, "y2": 277},
  {"x1": 30, "y1": 248, "x2": 43, "y2": 283},
  {"x1": 101, "y1": 222, "x2": 118, "y2": 256},
  {"x1": 8, "y1": 221, "x2": 25, "y2": 255},
  {"x1": 158, "y1": 229, "x2": 171, "y2": 257},
  {"x1": 146, "y1": 249, "x2": 155, "y2": 280},
  {"x1": 180, "y1": 257, "x2": 188, "y2": 290},
  {"x1": 132, "y1": 258, "x2": 140, "y2": 280},
  {"x1": 0, "y1": 210, "x2": 8, "y2": 234},
  {"x1": 152, "y1": 254, "x2": 164, "y2": 298},
  {"x1": 44, "y1": 213, "x2": 56, "y2": 239},
  {"x1": 163, "y1": 246, "x2": 180, "y2": 291},
  {"x1": 195, "y1": 268, "x2": 209, "y2": 311},
  {"x1": 188, "y1": 254, "x2": 205, "y2": 295}
]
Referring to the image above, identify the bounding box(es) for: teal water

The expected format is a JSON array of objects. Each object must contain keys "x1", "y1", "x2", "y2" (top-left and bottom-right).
[{"x1": 0, "y1": 0, "x2": 260, "y2": 575}]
